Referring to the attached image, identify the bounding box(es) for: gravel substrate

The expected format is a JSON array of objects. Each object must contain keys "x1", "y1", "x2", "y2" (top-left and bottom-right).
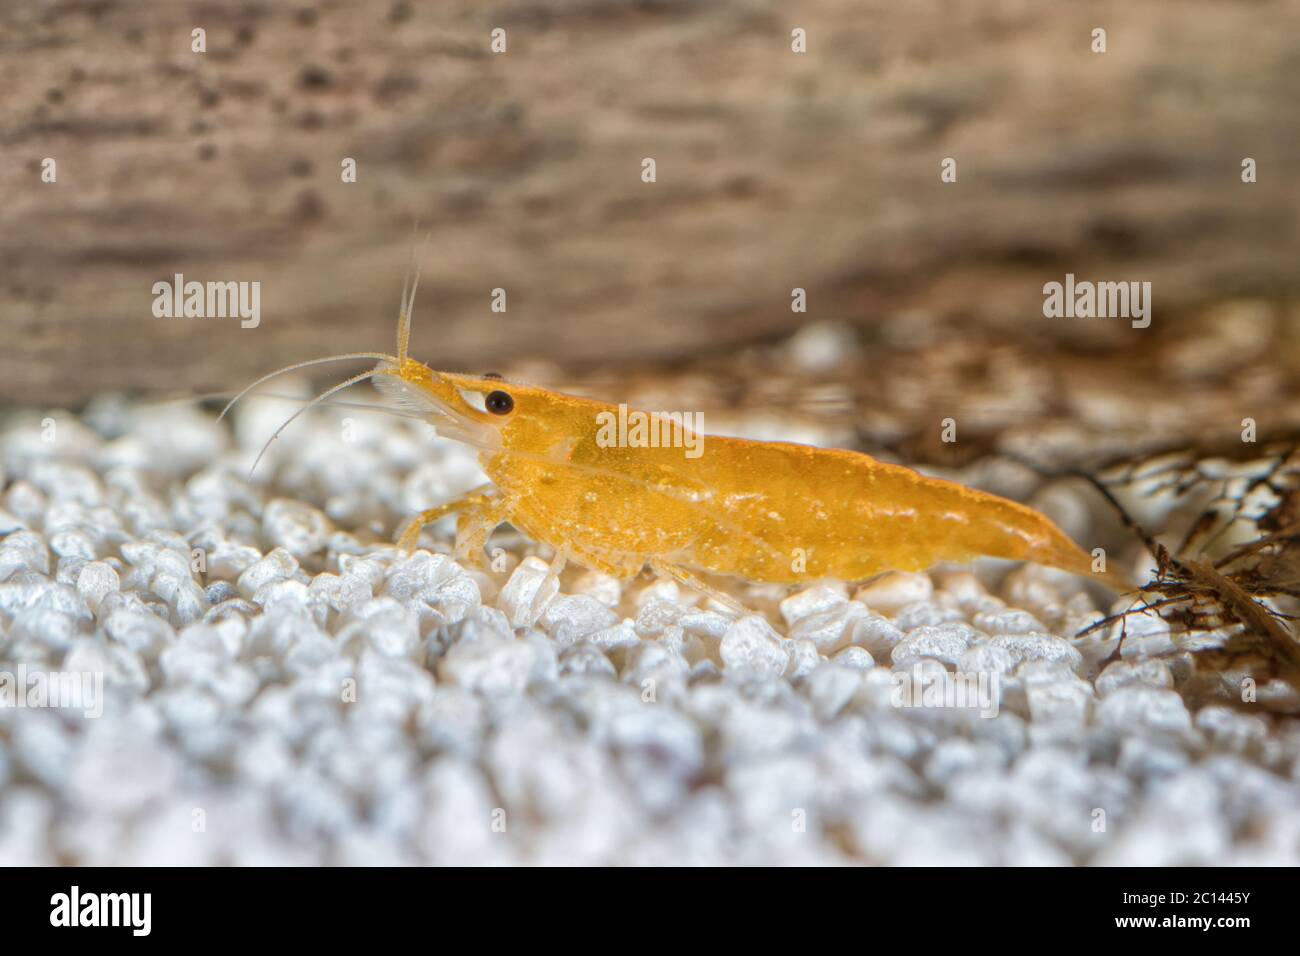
[{"x1": 1, "y1": 389, "x2": 1299, "y2": 866}]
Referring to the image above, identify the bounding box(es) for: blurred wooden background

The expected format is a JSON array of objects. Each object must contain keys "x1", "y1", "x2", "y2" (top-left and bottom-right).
[{"x1": 1, "y1": 0, "x2": 1297, "y2": 406}]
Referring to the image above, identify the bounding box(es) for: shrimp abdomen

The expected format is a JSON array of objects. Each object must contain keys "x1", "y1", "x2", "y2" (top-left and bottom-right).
[{"x1": 685, "y1": 440, "x2": 1118, "y2": 587}]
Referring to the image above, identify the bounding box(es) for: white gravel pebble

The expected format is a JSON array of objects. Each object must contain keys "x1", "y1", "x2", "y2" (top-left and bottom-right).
[
  {"x1": 496, "y1": 556, "x2": 558, "y2": 629},
  {"x1": 438, "y1": 632, "x2": 536, "y2": 696},
  {"x1": 262, "y1": 498, "x2": 333, "y2": 557},
  {"x1": 542, "y1": 594, "x2": 619, "y2": 647},
  {"x1": 783, "y1": 638, "x2": 821, "y2": 680},
  {"x1": 854, "y1": 571, "x2": 933, "y2": 614},
  {"x1": 719, "y1": 615, "x2": 789, "y2": 677},
  {"x1": 989, "y1": 632, "x2": 1084, "y2": 672},
  {"x1": 891, "y1": 622, "x2": 977, "y2": 666},
  {"x1": 74, "y1": 561, "x2": 120, "y2": 613},
  {"x1": 1095, "y1": 658, "x2": 1175, "y2": 696},
  {"x1": 1097, "y1": 686, "x2": 1195, "y2": 737},
  {"x1": 237, "y1": 547, "x2": 300, "y2": 599},
  {"x1": 788, "y1": 598, "x2": 870, "y2": 654},
  {"x1": 0, "y1": 530, "x2": 49, "y2": 580}
]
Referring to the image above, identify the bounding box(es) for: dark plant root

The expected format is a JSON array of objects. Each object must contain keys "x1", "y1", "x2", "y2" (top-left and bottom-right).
[{"x1": 1054, "y1": 440, "x2": 1300, "y2": 701}]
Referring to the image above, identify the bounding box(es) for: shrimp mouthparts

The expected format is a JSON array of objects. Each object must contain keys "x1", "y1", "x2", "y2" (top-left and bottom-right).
[{"x1": 371, "y1": 361, "x2": 500, "y2": 450}]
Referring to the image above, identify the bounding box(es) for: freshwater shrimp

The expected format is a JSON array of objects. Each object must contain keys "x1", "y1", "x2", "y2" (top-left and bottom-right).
[{"x1": 224, "y1": 274, "x2": 1132, "y2": 607}]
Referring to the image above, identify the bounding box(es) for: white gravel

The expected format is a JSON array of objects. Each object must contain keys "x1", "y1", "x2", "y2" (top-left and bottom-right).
[{"x1": 1, "y1": 390, "x2": 1299, "y2": 865}]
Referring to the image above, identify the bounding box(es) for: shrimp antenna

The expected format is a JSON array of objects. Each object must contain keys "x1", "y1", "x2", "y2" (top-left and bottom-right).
[
  {"x1": 396, "y1": 231, "x2": 432, "y2": 364},
  {"x1": 396, "y1": 269, "x2": 411, "y2": 364},
  {"x1": 247, "y1": 367, "x2": 388, "y2": 477},
  {"x1": 218, "y1": 352, "x2": 400, "y2": 423}
]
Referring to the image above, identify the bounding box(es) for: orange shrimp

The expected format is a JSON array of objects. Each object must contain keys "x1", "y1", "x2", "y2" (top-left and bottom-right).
[{"x1": 226, "y1": 274, "x2": 1132, "y2": 605}]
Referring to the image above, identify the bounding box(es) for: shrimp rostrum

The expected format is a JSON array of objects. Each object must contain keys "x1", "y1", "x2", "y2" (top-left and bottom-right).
[{"x1": 228, "y1": 279, "x2": 1131, "y2": 604}]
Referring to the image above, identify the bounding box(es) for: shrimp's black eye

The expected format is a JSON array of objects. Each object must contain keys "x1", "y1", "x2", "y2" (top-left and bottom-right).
[{"x1": 485, "y1": 390, "x2": 514, "y2": 415}]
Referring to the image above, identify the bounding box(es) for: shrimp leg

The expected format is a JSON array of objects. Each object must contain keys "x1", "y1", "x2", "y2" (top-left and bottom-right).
[
  {"x1": 450, "y1": 498, "x2": 512, "y2": 569},
  {"x1": 396, "y1": 484, "x2": 498, "y2": 552},
  {"x1": 649, "y1": 559, "x2": 746, "y2": 615}
]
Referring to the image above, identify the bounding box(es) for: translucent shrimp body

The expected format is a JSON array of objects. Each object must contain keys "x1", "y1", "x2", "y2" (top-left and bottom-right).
[{"x1": 376, "y1": 358, "x2": 1126, "y2": 592}]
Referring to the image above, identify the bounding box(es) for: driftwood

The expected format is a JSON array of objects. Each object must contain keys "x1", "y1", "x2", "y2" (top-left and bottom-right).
[{"x1": 1, "y1": 0, "x2": 1297, "y2": 406}]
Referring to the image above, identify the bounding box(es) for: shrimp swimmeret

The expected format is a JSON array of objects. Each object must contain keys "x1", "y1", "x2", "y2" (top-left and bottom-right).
[{"x1": 223, "y1": 277, "x2": 1132, "y2": 607}]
